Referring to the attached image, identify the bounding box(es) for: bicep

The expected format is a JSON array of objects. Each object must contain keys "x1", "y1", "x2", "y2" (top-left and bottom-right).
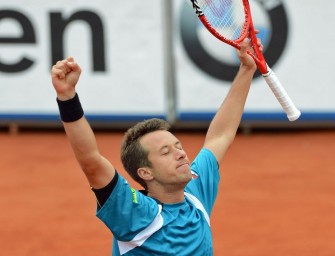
[
  {"x1": 203, "y1": 135, "x2": 233, "y2": 165},
  {"x1": 83, "y1": 155, "x2": 116, "y2": 189}
]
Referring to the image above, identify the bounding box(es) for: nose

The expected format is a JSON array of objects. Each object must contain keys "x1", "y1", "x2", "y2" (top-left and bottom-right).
[{"x1": 175, "y1": 148, "x2": 186, "y2": 159}]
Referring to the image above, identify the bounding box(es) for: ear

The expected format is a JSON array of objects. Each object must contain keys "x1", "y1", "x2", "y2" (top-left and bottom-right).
[{"x1": 137, "y1": 167, "x2": 154, "y2": 181}]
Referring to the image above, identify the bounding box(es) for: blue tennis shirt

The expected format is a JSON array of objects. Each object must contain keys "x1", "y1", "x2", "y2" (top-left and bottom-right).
[{"x1": 96, "y1": 148, "x2": 220, "y2": 255}]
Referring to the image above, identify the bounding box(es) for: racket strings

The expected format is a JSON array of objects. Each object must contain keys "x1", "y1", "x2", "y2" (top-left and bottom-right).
[{"x1": 198, "y1": 0, "x2": 247, "y2": 41}]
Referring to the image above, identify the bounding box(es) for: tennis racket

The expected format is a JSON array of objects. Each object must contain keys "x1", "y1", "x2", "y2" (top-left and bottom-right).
[{"x1": 189, "y1": 0, "x2": 301, "y2": 121}]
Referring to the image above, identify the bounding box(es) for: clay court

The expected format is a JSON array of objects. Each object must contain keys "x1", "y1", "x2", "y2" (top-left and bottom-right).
[{"x1": 1, "y1": 128, "x2": 335, "y2": 255}]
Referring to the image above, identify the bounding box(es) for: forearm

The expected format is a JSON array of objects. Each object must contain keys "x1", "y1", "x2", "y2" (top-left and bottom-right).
[
  {"x1": 57, "y1": 95, "x2": 115, "y2": 188},
  {"x1": 63, "y1": 116, "x2": 101, "y2": 168},
  {"x1": 52, "y1": 58, "x2": 115, "y2": 188},
  {"x1": 56, "y1": 93, "x2": 99, "y2": 166},
  {"x1": 204, "y1": 65, "x2": 255, "y2": 161},
  {"x1": 213, "y1": 65, "x2": 254, "y2": 136}
]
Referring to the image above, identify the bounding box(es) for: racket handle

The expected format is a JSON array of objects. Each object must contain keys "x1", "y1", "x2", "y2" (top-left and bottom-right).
[{"x1": 263, "y1": 67, "x2": 301, "y2": 121}]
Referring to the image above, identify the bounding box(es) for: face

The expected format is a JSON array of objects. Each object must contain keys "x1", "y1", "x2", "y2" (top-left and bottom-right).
[{"x1": 139, "y1": 130, "x2": 192, "y2": 187}]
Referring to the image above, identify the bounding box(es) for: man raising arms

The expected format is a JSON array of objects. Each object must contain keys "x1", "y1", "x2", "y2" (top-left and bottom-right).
[{"x1": 51, "y1": 38, "x2": 261, "y2": 255}]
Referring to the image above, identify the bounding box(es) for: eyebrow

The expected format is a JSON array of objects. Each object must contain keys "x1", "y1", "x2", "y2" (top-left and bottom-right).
[
  {"x1": 158, "y1": 145, "x2": 169, "y2": 153},
  {"x1": 158, "y1": 141, "x2": 181, "y2": 152}
]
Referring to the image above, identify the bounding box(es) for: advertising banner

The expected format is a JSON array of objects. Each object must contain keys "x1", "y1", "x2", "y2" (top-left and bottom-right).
[
  {"x1": 0, "y1": 0, "x2": 165, "y2": 123},
  {"x1": 0, "y1": 0, "x2": 334, "y2": 127},
  {"x1": 173, "y1": 0, "x2": 335, "y2": 124}
]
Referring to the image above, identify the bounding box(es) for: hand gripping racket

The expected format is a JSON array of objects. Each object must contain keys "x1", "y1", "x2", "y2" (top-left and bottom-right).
[{"x1": 189, "y1": 0, "x2": 301, "y2": 121}]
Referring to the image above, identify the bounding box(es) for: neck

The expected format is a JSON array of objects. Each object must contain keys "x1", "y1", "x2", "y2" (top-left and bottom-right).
[{"x1": 146, "y1": 186, "x2": 185, "y2": 204}]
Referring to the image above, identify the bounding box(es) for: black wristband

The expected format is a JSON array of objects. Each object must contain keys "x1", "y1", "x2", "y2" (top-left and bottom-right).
[{"x1": 56, "y1": 93, "x2": 84, "y2": 122}]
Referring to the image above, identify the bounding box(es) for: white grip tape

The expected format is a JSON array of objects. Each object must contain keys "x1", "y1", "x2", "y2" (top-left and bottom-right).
[{"x1": 263, "y1": 68, "x2": 301, "y2": 121}]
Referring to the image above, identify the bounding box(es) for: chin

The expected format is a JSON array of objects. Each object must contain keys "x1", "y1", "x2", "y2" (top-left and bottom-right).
[{"x1": 184, "y1": 172, "x2": 193, "y2": 182}]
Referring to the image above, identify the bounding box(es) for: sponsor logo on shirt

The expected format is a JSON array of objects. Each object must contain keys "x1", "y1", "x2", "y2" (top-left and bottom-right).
[{"x1": 131, "y1": 187, "x2": 138, "y2": 204}]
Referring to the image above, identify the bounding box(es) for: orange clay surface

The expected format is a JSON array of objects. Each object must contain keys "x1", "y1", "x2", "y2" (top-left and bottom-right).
[{"x1": 1, "y1": 129, "x2": 335, "y2": 256}]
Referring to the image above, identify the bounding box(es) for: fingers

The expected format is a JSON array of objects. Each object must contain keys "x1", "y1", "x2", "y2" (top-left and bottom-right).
[
  {"x1": 67, "y1": 56, "x2": 74, "y2": 62},
  {"x1": 256, "y1": 38, "x2": 263, "y2": 52},
  {"x1": 51, "y1": 57, "x2": 81, "y2": 79},
  {"x1": 237, "y1": 38, "x2": 257, "y2": 70},
  {"x1": 240, "y1": 36, "x2": 263, "y2": 54},
  {"x1": 249, "y1": 29, "x2": 263, "y2": 51},
  {"x1": 65, "y1": 56, "x2": 81, "y2": 72},
  {"x1": 67, "y1": 59, "x2": 81, "y2": 73},
  {"x1": 239, "y1": 38, "x2": 251, "y2": 53},
  {"x1": 52, "y1": 60, "x2": 70, "y2": 79}
]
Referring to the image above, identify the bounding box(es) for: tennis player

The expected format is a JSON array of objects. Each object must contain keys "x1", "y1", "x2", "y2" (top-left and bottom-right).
[{"x1": 51, "y1": 37, "x2": 261, "y2": 255}]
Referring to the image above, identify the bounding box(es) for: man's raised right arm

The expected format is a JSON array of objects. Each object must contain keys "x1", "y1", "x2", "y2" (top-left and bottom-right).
[{"x1": 51, "y1": 57, "x2": 115, "y2": 189}]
